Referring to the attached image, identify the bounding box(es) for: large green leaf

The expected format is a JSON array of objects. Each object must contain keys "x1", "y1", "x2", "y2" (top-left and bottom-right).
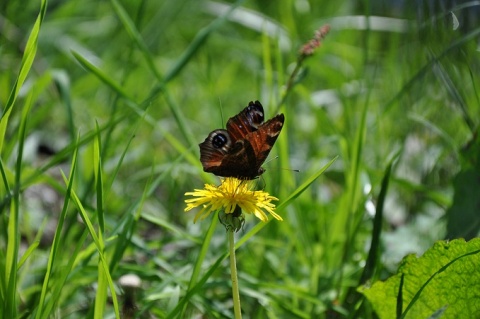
[{"x1": 360, "y1": 238, "x2": 480, "y2": 319}]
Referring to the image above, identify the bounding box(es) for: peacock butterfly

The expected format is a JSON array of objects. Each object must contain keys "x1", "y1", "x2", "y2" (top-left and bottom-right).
[{"x1": 199, "y1": 100, "x2": 284, "y2": 179}]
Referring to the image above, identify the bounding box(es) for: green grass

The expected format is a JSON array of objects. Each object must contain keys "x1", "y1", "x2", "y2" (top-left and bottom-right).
[{"x1": 1, "y1": 0, "x2": 480, "y2": 318}]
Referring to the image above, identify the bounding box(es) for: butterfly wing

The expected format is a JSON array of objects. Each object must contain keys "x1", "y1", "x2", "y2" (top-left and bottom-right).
[
  {"x1": 199, "y1": 129, "x2": 231, "y2": 172},
  {"x1": 199, "y1": 101, "x2": 284, "y2": 179},
  {"x1": 243, "y1": 113, "x2": 284, "y2": 174},
  {"x1": 226, "y1": 101, "x2": 265, "y2": 141}
]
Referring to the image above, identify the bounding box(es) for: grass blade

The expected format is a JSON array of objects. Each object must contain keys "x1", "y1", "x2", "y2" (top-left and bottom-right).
[
  {"x1": 71, "y1": 51, "x2": 136, "y2": 102},
  {"x1": 4, "y1": 52, "x2": 40, "y2": 316},
  {"x1": 36, "y1": 137, "x2": 79, "y2": 319},
  {"x1": 385, "y1": 26, "x2": 480, "y2": 113},
  {"x1": 0, "y1": 0, "x2": 47, "y2": 153},
  {"x1": 93, "y1": 122, "x2": 107, "y2": 318},
  {"x1": 110, "y1": 0, "x2": 163, "y2": 81},
  {"x1": 237, "y1": 156, "x2": 338, "y2": 249},
  {"x1": 346, "y1": 153, "x2": 399, "y2": 315},
  {"x1": 140, "y1": 0, "x2": 247, "y2": 107},
  {"x1": 361, "y1": 154, "x2": 397, "y2": 284},
  {"x1": 94, "y1": 122, "x2": 105, "y2": 233},
  {"x1": 231, "y1": 157, "x2": 337, "y2": 270},
  {"x1": 167, "y1": 252, "x2": 228, "y2": 319},
  {"x1": 170, "y1": 157, "x2": 338, "y2": 317},
  {"x1": 181, "y1": 216, "x2": 218, "y2": 317},
  {"x1": 61, "y1": 172, "x2": 120, "y2": 318}
]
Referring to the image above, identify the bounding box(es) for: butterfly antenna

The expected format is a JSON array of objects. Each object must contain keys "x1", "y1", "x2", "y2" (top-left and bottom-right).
[
  {"x1": 264, "y1": 156, "x2": 300, "y2": 174},
  {"x1": 264, "y1": 155, "x2": 279, "y2": 165}
]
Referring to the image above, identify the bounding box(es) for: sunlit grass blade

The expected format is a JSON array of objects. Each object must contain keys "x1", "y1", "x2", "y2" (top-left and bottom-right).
[
  {"x1": 72, "y1": 50, "x2": 199, "y2": 172},
  {"x1": 237, "y1": 156, "x2": 338, "y2": 248},
  {"x1": 0, "y1": 5, "x2": 47, "y2": 282},
  {"x1": 52, "y1": 70, "x2": 76, "y2": 142},
  {"x1": 71, "y1": 51, "x2": 136, "y2": 102},
  {"x1": 15, "y1": 115, "x2": 126, "y2": 195},
  {"x1": 169, "y1": 152, "x2": 334, "y2": 318},
  {"x1": 3, "y1": 0, "x2": 478, "y2": 316},
  {"x1": 109, "y1": 152, "x2": 192, "y2": 272},
  {"x1": 262, "y1": 28, "x2": 274, "y2": 105},
  {"x1": 4, "y1": 63, "x2": 38, "y2": 317},
  {"x1": 56, "y1": 50, "x2": 199, "y2": 173},
  {"x1": 94, "y1": 122, "x2": 105, "y2": 233},
  {"x1": 0, "y1": 156, "x2": 11, "y2": 205},
  {"x1": 161, "y1": 131, "x2": 199, "y2": 170},
  {"x1": 108, "y1": 165, "x2": 153, "y2": 272},
  {"x1": 273, "y1": 31, "x2": 285, "y2": 111},
  {"x1": 107, "y1": 134, "x2": 143, "y2": 272},
  {"x1": 17, "y1": 240, "x2": 39, "y2": 271},
  {"x1": 462, "y1": 51, "x2": 480, "y2": 125},
  {"x1": 40, "y1": 230, "x2": 94, "y2": 318},
  {"x1": 361, "y1": 155, "x2": 396, "y2": 284},
  {"x1": 171, "y1": 146, "x2": 303, "y2": 317},
  {"x1": 432, "y1": 54, "x2": 475, "y2": 132},
  {"x1": 345, "y1": 154, "x2": 398, "y2": 316},
  {"x1": 278, "y1": 156, "x2": 338, "y2": 210},
  {"x1": 0, "y1": 0, "x2": 47, "y2": 151},
  {"x1": 106, "y1": 132, "x2": 134, "y2": 195},
  {"x1": 334, "y1": 67, "x2": 373, "y2": 301},
  {"x1": 163, "y1": 91, "x2": 198, "y2": 152},
  {"x1": 94, "y1": 254, "x2": 108, "y2": 319},
  {"x1": 167, "y1": 251, "x2": 228, "y2": 319},
  {"x1": 266, "y1": 29, "x2": 295, "y2": 194},
  {"x1": 110, "y1": 0, "x2": 163, "y2": 81},
  {"x1": 110, "y1": 0, "x2": 246, "y2": 148},
  {"x1": 180, "y1": 216, "x2": 218, "y2": 317},
  {"x1": 93, "y1": 122, "x2": 107, "y2": 318},
  {"x1": 141, "y1": 213, "x2": 200, "y2": 244},
  {"x1": 161, "y1": 0, "x2": 245, "y2": 84},
  {"x1": 60, "y1": 172, "x2": 120, "y2": 318},
  {"x1": 345, "y1": 153, "x2": 398, "y2": 317},
  {"x1": 385, "y1": 26, "x2": 480, "y2": 112},
  {"x1": 36, "y1": 137, "x2": 79, "y2": 319},
  {"x1": 141, "y1": 0, "x2": 247, "y2": 107},
  {"x1": 4, "y1": 199, "x2": 18, "y2": 317}
]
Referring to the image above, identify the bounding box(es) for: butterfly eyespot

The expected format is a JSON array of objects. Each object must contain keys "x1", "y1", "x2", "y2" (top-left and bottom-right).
[
  {"x1": 209, "y1": 130, "x2": 231, "y2": 149},
  {"x1": 212, "y1": 134, "x2": 227, "y2": 148}
]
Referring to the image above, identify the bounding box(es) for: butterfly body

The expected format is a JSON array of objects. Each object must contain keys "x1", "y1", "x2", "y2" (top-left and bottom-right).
[{"x1": 199, "y1": 101, "x2": 284, "y2": 179}]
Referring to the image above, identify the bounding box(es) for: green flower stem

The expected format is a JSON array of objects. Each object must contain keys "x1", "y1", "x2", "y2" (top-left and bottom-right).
[{"x1": 228, "y1": 229, "x2": 242, "y2": 319}]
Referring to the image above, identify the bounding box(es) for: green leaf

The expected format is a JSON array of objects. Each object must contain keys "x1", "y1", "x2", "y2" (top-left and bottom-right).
[{"x1": 360, "y1": 238, "x2": 480, "y2": 319}]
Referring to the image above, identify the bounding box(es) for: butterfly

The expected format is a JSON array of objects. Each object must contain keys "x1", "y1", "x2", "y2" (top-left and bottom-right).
[{"x1": 199, "y1": 100, "x2": 284, "y2": 179}]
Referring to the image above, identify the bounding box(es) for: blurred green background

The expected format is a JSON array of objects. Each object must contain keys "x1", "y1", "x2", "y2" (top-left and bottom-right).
[{"x1": 1, "y1": 0, "x2": 479, "y2": 318}]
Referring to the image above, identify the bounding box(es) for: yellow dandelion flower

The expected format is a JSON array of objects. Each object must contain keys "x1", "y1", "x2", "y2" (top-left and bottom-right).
[{"x1": 184, "y1": 177, "x2": 282, "y2": 223}]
